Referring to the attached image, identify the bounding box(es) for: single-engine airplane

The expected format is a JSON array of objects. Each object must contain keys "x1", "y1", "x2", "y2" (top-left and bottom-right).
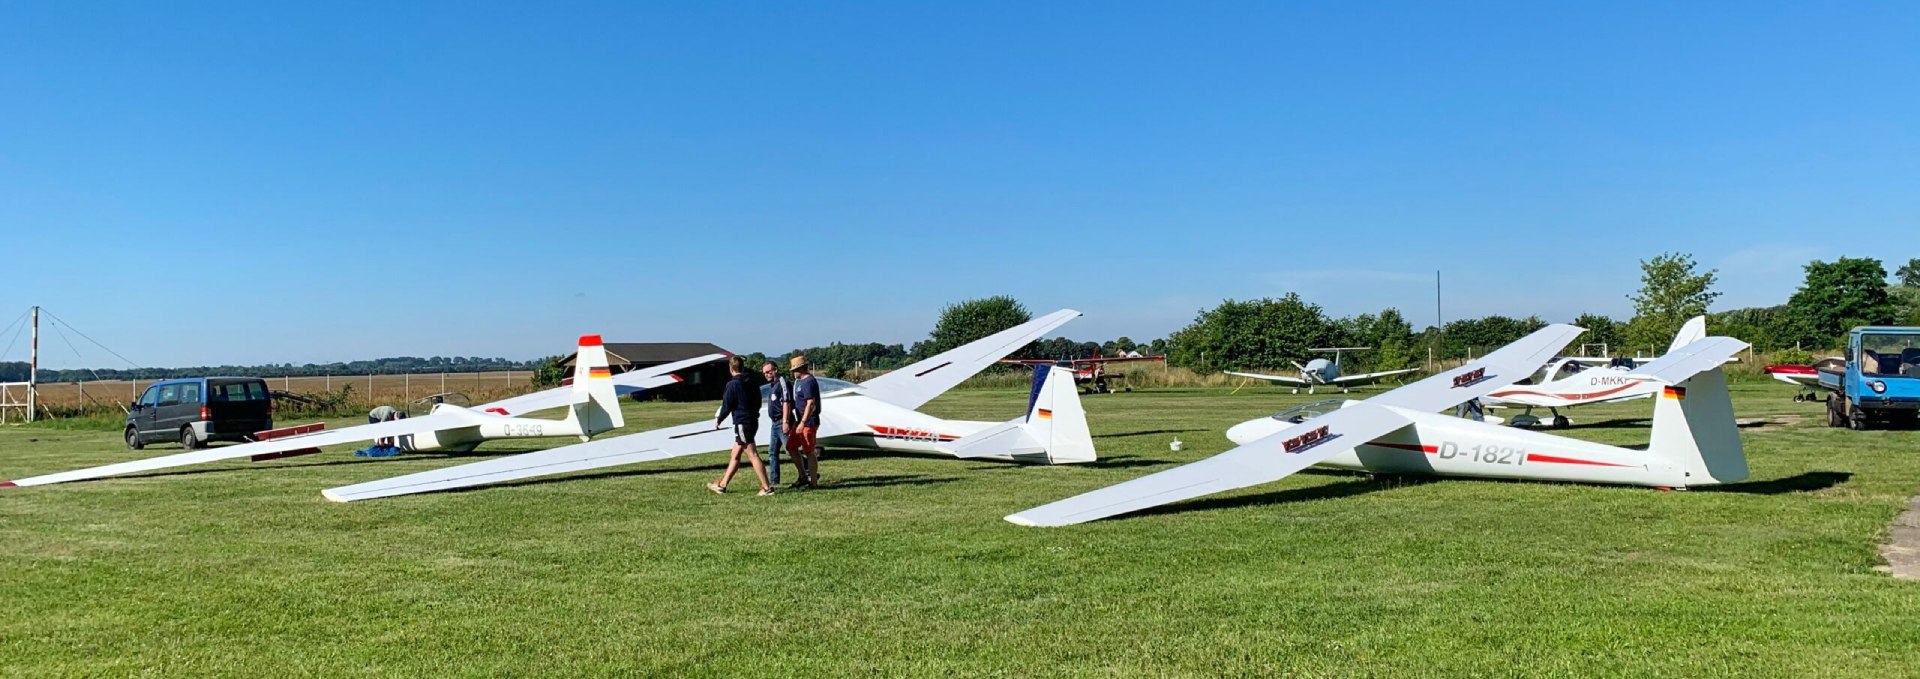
[
  {"x1": 321, "y1": 309, "x2": 1096, "y2": 502},
  {"x1": 2, "y1": 337, "x2": 724, "y2": 488},
  {"x1": 1007, "y1": 325, "x2": 1750, "y2": 527},
  {"x1": 1225, "y1": 347, "x2": 1419, "y2": 394},
  {"x1": 1000, "y1": 352, "x2": 1165, "y2": 393},
  {"x1": 1478, "y1": 316, "x2": 1708, "y2": 428}
]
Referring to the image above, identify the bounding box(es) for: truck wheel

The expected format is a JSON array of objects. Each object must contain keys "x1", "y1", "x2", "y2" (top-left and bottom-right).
[
  {"x1": 1849, "y1": 410, "x2": 1869, "y2": 431},
  {"x1": 1826, "y1": 396, "x2": 1842, "y2": 427},
  {"x1": 180, "y1": 426, "x2": 203, "y2": 449},
  {"x1": 125, "y1": 426, "x2": 144, "y2": 450}
]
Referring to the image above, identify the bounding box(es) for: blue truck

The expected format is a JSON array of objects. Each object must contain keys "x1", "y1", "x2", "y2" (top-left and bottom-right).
[{"x1": 1819, "y1": 326, "x2": 1920, "y2": 429}]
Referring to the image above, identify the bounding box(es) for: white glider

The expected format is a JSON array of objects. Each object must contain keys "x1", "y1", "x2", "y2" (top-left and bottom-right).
[
  {"x1": 1479, "y1": 316, "x2": 1707, "y2": 427},
  {"x1": 1225, "y1": 347, "x2": 1419, "y2": 394},
  {"x1": 2, "y1": 337, "x2": 722, "y2": 488},
  {"x1": 1008, "y1": 326, "x2": 1752, "y2": 527},
  {"x1": 322, "y1": 309, "x2": 1093, "y2": 502}
]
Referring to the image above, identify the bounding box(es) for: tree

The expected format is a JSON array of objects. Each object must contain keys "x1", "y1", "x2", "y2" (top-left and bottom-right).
[
  {"x1": 1165, "y1": 295, "x2": 1339, "y2": 371},
  {"x1": 1571, "y1": 313, "x2": 1623, "y2": 355},
  {"x1": 919, "y1": 296, "x2": 1034, "y2": 359},
  {"x1": 1897, "y1": 258, "x2": 1920, "y2": 287},
  {"x1": 1433, "y1": 315, "x2": 1547, "y2": 359},
  {"x1": 1626, "y1": 252, "x2": 1721, "y2": 353},
  {"x1": 1785, "y1": 257, "x2": 1896, "y2": 347},
  {"x1": 528, "y1": 355, "x2": 566, "y2": 388}
]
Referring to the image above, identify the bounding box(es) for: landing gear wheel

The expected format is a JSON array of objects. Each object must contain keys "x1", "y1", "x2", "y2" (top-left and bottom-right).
[
  {"x1": 180, "y1": 426, "x2": 203, "y2": 449},
  {"x1": 125, "y1": 426, "x2": 144, "y2": 450},
  {"x1": 1551, "y1": 415, "x2": 1571, "y2": 429}
]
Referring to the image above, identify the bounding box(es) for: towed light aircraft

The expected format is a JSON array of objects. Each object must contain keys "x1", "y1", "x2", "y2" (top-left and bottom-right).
[
  {"x1": 1478, "y1": 316, "x2": 1707, "y2": 428},
  {"x1": 322, "y1": 309, "x2": 1095, "y2": 502},
  {"x1": 2, "y1": 337, "x2": 722, "y2": 488},
  {"x1": 1007, "y1": 325, "x2": 1750, "y2": 527},
  {"x1": 1225, "y1": 347, "x2": 1419, "y2": 394}
]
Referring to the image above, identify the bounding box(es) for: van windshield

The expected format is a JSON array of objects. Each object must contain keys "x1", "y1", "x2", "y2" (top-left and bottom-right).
[
  {"x1": 210, "y1": 381, "x2": 269, "y2": 402},
  {"x1": 1860, "y1": 334, "x2": 1920, "y2": 378}
]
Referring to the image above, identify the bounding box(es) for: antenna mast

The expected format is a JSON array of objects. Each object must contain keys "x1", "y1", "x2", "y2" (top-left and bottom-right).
[{"x1": 27, "y1": 306, "x2": 37, "y2": 423}]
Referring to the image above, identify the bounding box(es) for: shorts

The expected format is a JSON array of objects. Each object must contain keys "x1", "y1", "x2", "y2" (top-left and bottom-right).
[
  {"x1": 787, "y1": 424, "x2": 818, "y2": 453},
  {"x1": 732, "y1": 421, "x2": 759, "y2": 446}
]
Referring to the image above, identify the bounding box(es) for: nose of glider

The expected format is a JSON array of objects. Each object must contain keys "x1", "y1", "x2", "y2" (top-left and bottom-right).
[{"x1": 1225, "y1": 417, "x2": 1287, "y2": 446}]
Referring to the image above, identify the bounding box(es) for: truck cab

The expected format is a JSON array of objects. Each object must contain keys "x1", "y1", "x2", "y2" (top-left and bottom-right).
[
  {"x1": 125, "y1": 377, "x2": 274, "y2": 449},
  {"x1": 1820, "y1": 327, "x2": 1920, "y2": 429}
]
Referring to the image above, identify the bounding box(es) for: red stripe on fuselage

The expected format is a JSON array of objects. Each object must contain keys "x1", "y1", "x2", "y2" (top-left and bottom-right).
[
  {"x1": 1524, "y1": 453, "x2": 1633, "y2": 467},
  {"x1": 1487, "y1": 381, "x2": 1641, "y2": 402}
]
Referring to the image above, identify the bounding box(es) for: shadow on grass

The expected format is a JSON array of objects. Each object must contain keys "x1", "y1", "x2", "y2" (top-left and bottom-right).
[
  {"x1": 1122, "y1": 475, "x2": 1434, "y2": 521},
  {"x1": 814, "y1": 474, "x2": 959, "y2": 490},
  {"x1": 1095, "y1": 428, "x2": 1206, "y2": 440},
  {"x1": 1703, "y1": 471, "x2": 1852, "y2": 495}
]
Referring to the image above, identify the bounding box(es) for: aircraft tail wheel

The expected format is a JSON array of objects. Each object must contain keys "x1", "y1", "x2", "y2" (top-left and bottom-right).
[{"x1": 1290, "y1": 388, "x2": 1299, "y2": 395}]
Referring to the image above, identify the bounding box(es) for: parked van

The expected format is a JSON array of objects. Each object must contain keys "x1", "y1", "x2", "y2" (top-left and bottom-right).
[{"x1": 126, "y1": 377, "x2": 273, "y2": 449}]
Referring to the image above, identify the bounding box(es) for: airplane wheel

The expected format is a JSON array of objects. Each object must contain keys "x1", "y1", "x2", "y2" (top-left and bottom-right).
[
  {"x1": 180, "y1": 426, "x2": 203, "y2": 450},
  {"x1": 125, "y1": 426, "x2": 144, "y2": 450},
  {"x1": 1551, "y1": 416, "x2": 1571, "y2": 429}
]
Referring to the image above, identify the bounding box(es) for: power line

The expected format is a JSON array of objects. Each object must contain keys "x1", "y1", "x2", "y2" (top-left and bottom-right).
[
  {"x1": 0, "y1": 308, "x2": 28, "y2": 361},
  {"x1": 38, "y1": 308, "x2": 142, "y2": 370},
  {"x1": 46, "y1": 319, "x2": 107, "y2": 383}
]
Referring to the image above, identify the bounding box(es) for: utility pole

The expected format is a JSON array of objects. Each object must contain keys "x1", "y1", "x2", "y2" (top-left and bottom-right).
[{"x1": 26, "y1": 306, "x2": 37, "y2": 423}]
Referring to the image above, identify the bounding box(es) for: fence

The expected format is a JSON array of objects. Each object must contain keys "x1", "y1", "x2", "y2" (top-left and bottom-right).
[{"x1": 24, "y1": 372, "x2": 537, "y2": 412}]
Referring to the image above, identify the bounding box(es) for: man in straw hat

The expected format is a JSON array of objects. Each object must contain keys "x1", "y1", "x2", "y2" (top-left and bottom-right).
[{"x1": 787, "y1": 354, "x2": 823, "y2": 489}]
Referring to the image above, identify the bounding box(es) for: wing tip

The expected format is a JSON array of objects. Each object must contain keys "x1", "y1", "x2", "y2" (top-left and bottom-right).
[
  {"x1": 320, "y1": 488, "x2": 350, "y2": 503},
  {"x1": 1004, "y1": 513, "x2": 1044, "y2": 527},
  {"x1": 0, "y1": 480, "x2": 15, "y2": 489}
]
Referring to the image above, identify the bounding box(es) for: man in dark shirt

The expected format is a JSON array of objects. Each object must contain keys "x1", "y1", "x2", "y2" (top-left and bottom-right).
[
  {"x1": 708, "y1": 356, "x2": 773, "y2": 496},
  {"x1": 761, "y1": 361, "x2": 793, "y2": 485},
  {"x1": 788, "y1": 354, "x2": 823, "y2": 489}
]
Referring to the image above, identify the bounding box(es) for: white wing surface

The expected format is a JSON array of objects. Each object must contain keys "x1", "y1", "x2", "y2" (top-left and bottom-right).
[
  {"x1": 1369, "y1": 324, "x2": 1585, "y2": 412},
  {"x1": 1006, "y1": 403, "x2": 1414, "y2": 527},
  {"x1": 321, "y1": 414, "x2": 862, "y2": 502},
  {"x1": 1005, "y1": 324, "x2": 1585, "y2": 526},
  {"x1": 479, "y1": 353, "x2": 726, "y2": 416},
  {"x1": 5, "y1": 411, "x2": 483, "y2": 487},
  {"x1": 858, "y1": 309, "x2": 1081, "y2": 410},
  {"x1": 1225, "y1": 371, "x2": 1310, "y2": 386},
  {"x1": 1330, "y1": 368, "x2": 1421, "y2": 385}
]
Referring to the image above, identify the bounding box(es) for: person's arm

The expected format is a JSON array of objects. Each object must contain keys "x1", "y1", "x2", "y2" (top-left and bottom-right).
[
  {"x1": 800, "y1": 379, "x2": 819, "y2": 424},
  {"x1": 781, "y1": 379, "x2": 794, "y2": 424},
  {"x1": 717, "y1": 380, "x2": 737, "y2": 427}
]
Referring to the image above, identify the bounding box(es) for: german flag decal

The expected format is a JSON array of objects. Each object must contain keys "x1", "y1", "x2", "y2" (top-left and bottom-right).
[
  {"x1": 1662, "y1": 386, "x2": 1686, "y2": 400},
  {"x1": 1036, "y1": 409, "x2": 1053, "y2": 420},
  {"x1": 589, "y1": 367, "x2": 612, "y2": 379}
]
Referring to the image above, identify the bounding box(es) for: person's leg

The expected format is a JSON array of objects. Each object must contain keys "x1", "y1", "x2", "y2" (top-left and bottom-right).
[
  {"x1": 716, "y1": 443, "x2": 744, "y2": 489},
  {"x1": 766, "y1": 420, "x2": 784, "y2": 485},
  {"x1": 799, "y1": 425, "x2": 819, "y2": 484},
  {"x1": 746, "y1": 443, "x2": 772, "y2": 492}
]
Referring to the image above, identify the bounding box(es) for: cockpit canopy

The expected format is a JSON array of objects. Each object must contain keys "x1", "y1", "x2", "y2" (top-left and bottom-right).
[
  {"x1": 1269, "y1": 398, "x2": 1348, "y2": 424},
  {"x1": 758, "y1": 377, "x2": 861, "y2": 398}
]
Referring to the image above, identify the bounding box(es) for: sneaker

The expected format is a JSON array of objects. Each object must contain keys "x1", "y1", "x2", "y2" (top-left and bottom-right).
[
  {"x1": 706, "y1": 482, "x2": 726, "y2": 495},
  {"x1": 757, "y1": 487, "x2": 776, "y2": 497}
]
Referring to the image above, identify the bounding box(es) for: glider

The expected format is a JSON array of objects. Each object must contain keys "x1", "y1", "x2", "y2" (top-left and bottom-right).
[
  {"x1": 1478, "y1": 316, "x2": 1709, "y2": 428},
  {"x1": 322, "y1": 309, "x2": 1093, "y2": 502},
  {"x1": 1225, "y1": 347, "x2": 1419, "y2": 394},
  {"x1": 2, "y1": 337, "x2": 723, "y2": 488},
  {"x1": 1007, "y1": 325, "x2": 1751, "y2": 527}
]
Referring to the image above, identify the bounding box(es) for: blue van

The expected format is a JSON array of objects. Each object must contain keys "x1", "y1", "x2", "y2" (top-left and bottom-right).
[{"x1": 125, "y1": 377, "x2": 273, "y2": 449}]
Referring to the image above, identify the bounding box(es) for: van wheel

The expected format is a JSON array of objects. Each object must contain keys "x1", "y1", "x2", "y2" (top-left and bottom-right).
[
  {"x1": 125, "y1": 426, "x2": 144, "y2": 450},
  {"x1": 180, "y1": 426, "x2": 203, "y2": 449}
]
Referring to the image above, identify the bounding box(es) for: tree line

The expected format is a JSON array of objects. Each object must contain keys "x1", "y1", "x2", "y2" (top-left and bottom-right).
[{"x1": 1, "y1": 355, "x2": 541, "y2": 384}]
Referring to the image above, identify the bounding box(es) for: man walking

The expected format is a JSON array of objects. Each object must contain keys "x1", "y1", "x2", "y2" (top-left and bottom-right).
[
  {"x1": 708, "y1": 356, "x2": 773, "y2": 496},
  {"x1": 788, "y1": 354, "x2": 823, "y2": 488},
  {"x1": 760, "y1": 361, "x2": 793, "y2": 485}
]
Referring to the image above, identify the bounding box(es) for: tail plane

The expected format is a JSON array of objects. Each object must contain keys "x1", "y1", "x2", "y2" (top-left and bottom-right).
[
  {"x1": 1641, "y1": 336, "x2": 1748, "y2": 486},
  {"x1": 565, "y1": 335, "x2": 623, "y2": 438},
  {"x1": 941, "y1": 366, "x2": 1096, "y2": 463}
]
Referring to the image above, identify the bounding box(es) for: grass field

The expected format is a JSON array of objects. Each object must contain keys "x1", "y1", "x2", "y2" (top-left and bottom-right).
[{"x1": 3, "y1": 383, "x2": 1919, "y2": 676}]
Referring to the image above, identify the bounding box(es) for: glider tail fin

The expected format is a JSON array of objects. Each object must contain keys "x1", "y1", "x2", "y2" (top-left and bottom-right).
[
  {"x1": 568, "y1": 334, "x2": 624, "y2": 437},
  {"x1": 940, "y1": 365, "x2": 1097, "y2": 464},
  {"x1": 1644, "y1": 338, "x2": 1748, "y2": 487}
]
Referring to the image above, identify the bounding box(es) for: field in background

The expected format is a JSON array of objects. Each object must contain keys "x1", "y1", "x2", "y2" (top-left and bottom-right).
[
  {"x1": 23, "y1": 372, "x2": 535, "y2": 410},
  {"x1": 3, "y1": 382, "x2": 1919, "y2": 675}
]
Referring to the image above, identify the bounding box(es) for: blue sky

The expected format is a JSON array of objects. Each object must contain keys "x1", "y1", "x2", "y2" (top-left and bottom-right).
[{"x1": 3, "y1": 2, "x2": 1916, "y2": 368}]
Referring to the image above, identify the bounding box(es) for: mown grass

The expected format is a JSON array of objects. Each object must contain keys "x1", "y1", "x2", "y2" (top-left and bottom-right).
[{"x1": 2, "y1": 383, "x2": 1918, "y2": 677}]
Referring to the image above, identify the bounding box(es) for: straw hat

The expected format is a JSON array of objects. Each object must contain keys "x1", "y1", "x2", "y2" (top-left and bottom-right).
[{"x1": 789, "y1": 355, "x2": 810, "y2": 371}]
